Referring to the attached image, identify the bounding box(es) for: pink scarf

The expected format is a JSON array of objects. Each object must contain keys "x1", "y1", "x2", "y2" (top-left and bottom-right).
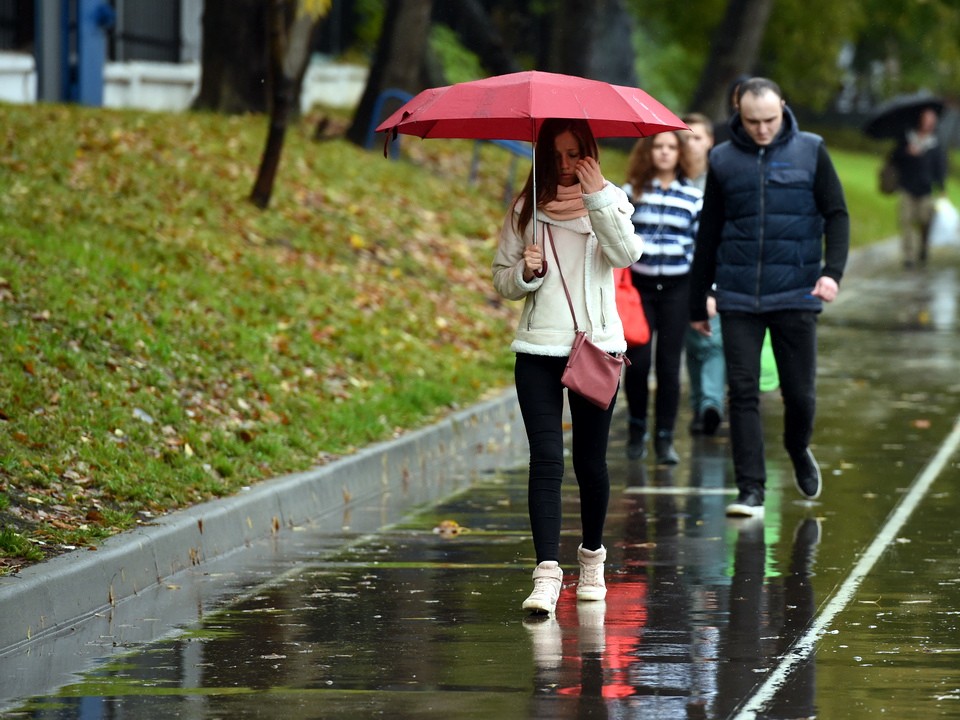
[{"x1": 542, "y1": 183, "x2": 588, "y2": 220}]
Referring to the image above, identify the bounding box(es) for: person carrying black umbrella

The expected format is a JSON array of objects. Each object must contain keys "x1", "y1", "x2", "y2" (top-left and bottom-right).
[{"x1": 891, "y1": 107, "x2": 949, "y2": 268}]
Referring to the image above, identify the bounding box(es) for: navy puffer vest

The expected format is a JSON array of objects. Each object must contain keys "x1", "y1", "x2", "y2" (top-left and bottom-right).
[{"x1": 709, "y1": 107, "x2": 825, "y2": 313}]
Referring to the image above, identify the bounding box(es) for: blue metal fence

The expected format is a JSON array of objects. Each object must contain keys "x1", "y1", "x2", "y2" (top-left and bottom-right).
[{"x1": 366, "y1": 88, "x2": 529, "y2": 204}]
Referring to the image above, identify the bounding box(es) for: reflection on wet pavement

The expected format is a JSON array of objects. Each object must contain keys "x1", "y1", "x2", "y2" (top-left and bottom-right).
[{"x1": 6, "y1": 248, "x2": 960, "y2": 719}]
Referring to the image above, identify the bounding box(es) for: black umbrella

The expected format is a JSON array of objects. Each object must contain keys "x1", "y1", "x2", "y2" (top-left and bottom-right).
[{"x1": 862, "y1": 91, "x2": 944, "y2": 139}]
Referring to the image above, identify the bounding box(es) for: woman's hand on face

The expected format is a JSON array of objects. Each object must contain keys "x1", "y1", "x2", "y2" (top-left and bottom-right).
[{"x1": 575, "y1": 156, "x2": 604, "y2": 194}]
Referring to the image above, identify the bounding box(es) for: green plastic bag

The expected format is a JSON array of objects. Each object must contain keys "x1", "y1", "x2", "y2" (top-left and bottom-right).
[{"x1": 759, "y1": 329, "x2": 779, "y2": 393}]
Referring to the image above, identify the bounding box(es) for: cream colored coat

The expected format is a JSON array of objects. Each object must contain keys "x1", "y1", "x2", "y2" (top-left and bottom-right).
[{"x1": 492, "y1": 182, "x2": 643, "y2": 356}]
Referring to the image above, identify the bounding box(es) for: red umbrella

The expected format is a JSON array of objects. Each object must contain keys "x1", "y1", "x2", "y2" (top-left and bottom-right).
[
  {"x1": 376, "y1": 71, "x2": 686, "y2": 275},
  {"x1": 376, "y1": 70, "x2": 685, "y2": 142}
]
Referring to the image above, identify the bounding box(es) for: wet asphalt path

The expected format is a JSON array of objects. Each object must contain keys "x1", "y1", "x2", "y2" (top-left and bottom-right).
[{"x1": 4, "y1": 242, "x2": 960, "y2": 719}]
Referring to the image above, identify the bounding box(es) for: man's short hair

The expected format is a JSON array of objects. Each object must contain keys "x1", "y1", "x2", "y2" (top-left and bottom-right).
[
  {"x1": 681, "y1": 112, "x2": 713, "y2": 137},
  {"x1": 737, "y1": 77, "x2": 783, "y2": 105}
]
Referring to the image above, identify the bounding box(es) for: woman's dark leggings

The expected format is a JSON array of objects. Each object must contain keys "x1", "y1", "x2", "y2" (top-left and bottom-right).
[
  {"x1": 515, "y1": 353, "x2": 616, "y2": 563},
  {"x1": 624, "y1": 273, "x2": 690, "y2": 434}
]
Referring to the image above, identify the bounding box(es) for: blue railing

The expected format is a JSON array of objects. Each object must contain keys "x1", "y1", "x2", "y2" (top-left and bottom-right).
[
  {"x1": 470, "y1": 138, "x2": 529, "y2": 205},
  {"x1": 364, "y1": 88, "x2": 414, "y2": 159},
  {"x1": 366, "y1": 88, "x2": 529, "y2": 203}
]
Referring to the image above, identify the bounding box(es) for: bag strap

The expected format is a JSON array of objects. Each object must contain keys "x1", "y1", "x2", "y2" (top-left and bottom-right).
[{"x1": 544, "y1": 224, "x2": 580, "y2": 332}]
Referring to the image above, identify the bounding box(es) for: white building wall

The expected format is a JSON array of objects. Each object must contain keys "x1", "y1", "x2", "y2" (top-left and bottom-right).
[
  {"x1": 0, "y1": 51, "x2": 36, "y2": 104},
  {"x1": 103, "y1": 60, "x2": 201, "y2": 111},
  {"x1": 1, "y1": 0, "x2": 366, "y2": 113},
  {"x1": 300, "y1": 58, "x2": 367, "y2": 112},
  {"x1": 0, "y1": 51, "x2": 366, "y2": 113}
]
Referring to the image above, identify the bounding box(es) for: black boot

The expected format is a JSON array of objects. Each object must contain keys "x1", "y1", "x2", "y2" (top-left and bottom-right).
[
  {"x1": 654, "y1": 429, "x2": 679, "y2": 465},
  {"x1": 627, "y1": 423, "x2": 648, "y2": 460}
]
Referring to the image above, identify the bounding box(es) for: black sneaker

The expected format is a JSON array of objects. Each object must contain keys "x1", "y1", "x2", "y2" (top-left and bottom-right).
[
  {"x1": 791, "y1": 447, "x2": 822, "y2": 500},
  {"x1": 627, "y1": 425, "x2": 648, "y2": 460},
  {"x1": 689, "y1": 414, "x2": 704, "y2": 435},
  {"x1": 792, "y1": 517, "x2": 822, "y2": 561},
  {"x1": 654, "y1": 430, "x2": 679, "y2": 465},
  {"x1": 701, "y1": 406, "x2": 722, "y2": 436},
  {"x1": 726, "y1": 489, "x2": 765, "y2": 518}
]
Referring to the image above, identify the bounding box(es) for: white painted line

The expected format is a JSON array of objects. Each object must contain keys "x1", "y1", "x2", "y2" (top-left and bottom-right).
[
  {"x1": 732, "y1": 416, "x2": 960, "y2": 720},
  {"x1": 623, "y1": 486, "x2": 732, "y2": 496}
]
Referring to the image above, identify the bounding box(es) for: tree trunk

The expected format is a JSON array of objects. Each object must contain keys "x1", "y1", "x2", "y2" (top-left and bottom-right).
[
  {"x1": 284, "y1": 5, "x2": 320, "y2": 120},
  {"x1": 547, "y1": 0, "x2": 637, "y2": 87},
  {"x1": 433, "y1": 0, "x2": 521, "y2": 76},
  {"x1": 251, "y1": 1, "x2": 293, "y2": 208},
  {"x1": 250, "y1": 1, "x2": 321, "y2": 209},
  {"x1": 549, "y1": 0, "x2": 596, "y2": 76},
  {"x1": 586, "y1": 0, "x2": 637, "y2": 87},
  {"x1": 345, "y1": 0, "x2": 434, "y2": 148},
  {"x1": 687, "y1": 0, "x2": 774, "y2": 120},
  {"x1": 195, "y1": 0, "x2": 270, "y2": 114}
]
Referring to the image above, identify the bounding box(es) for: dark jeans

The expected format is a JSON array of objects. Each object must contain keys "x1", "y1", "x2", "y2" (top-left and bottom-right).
[
  {"x1": 721, "y1": 311, "x2": 818, "y2": 494},
  {"x1": 624, "y1": 273, "x2": 690, "y2": 434},
  {"x1": 515, "y1": 353, "x2": 616, "y2": 563}
]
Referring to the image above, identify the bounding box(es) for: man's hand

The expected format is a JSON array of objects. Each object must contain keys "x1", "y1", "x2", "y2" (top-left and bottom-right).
[
  {"x1": 690, "y1": 320, "x2": 712, "y2": 337},
  {"x1": 706, "y1": 295, "x2": 718, "y2": 319},
  {"x1": 812, "y1": 276, "x2": 839, "y2": 303}
]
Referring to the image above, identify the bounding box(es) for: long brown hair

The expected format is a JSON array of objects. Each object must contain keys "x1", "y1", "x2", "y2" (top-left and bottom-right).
[
  {"x1": 623, "y1": 131, "x2": 686, "y2": 201},
  {"x1": 512, "y1": 119, "x2": 599, "y2": 237}
]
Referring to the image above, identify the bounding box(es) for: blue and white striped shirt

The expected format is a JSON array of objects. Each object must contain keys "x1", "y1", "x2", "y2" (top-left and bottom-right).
[{"x1": 622, "y1": 179, "x2": 703, "y2": 277}]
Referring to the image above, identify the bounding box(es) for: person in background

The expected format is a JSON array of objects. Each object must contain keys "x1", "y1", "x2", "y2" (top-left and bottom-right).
[
  {"x1": 891, "y1": 107, "x2": 948, "y2": 268},
  {"x1": 689, "y1": 77, "x2": 849, "y2": 518},
  {"x1": 712, "y1": 74, "x2": 751, "y2": 145},
  {"x1": 680, "y1": 112, "x2": 713, "y2": 192},
  {"x1": 622, "y1": 131, "x2": 703, "y2": 464},
  {"x1": 493, "y1": 119, "x2": 643, "y2": 615},
  {"x1": 680, "y1": 113, "x2": 725, "y2": 436}
]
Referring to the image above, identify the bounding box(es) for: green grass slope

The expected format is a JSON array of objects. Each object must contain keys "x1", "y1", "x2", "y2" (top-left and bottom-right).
[{"x1": 0, "y1": 103, "x2": 520, "y2": 571}]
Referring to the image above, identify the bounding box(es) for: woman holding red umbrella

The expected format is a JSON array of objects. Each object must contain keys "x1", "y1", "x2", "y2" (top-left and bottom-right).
[{"x1": 493, "y1": 118, "x2": 643, "y2": 615}]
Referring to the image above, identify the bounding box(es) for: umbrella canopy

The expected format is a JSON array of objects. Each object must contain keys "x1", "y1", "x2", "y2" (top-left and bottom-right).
[
  {"x1": 375, "y1": 70, "x2": 686, "y2": 142},
  {"x1": 375, "y1": 71, "x2": 684, "y2": 277},
  {"x1": 863, "y1": 92, "x2": 944, "y2": 139}
]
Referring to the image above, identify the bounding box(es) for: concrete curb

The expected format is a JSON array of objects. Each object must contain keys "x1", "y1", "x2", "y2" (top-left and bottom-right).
[{"x1": 0, "y1": 388, "x2": 529, "y2": 655}]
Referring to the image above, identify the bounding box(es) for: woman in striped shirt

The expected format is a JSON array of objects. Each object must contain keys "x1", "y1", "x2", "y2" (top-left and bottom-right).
[{"x1": 621, "y1": 131, "x2": 703, "y2": 464}]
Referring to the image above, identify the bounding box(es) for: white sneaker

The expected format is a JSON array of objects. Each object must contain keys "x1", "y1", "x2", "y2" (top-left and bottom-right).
[
  {"x1": 577, "y1": 600, "x2": 607, "y2": 655},
  {"x1": 576, "y1": 544, "x2": 607, "y2": 601},
  {"x1": 522, "y1": 561, "x2": 563, "y2": 614},
  {"x1": 523, "y1": 614, "x2": 563, "y2": 669}
]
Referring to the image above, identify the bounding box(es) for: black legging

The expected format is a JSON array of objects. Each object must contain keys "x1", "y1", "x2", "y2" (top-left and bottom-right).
[
  {"x1": 624, "y1": 272, "x2": 690, "y2": 434},
  {"x1": 515, "y1": 353, "x2": 616, "y2": 563}
]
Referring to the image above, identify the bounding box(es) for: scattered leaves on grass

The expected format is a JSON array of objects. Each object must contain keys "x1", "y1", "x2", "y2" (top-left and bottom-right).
[{"x1": 0, "y1": 103, "x2": 525, "y2": 573}]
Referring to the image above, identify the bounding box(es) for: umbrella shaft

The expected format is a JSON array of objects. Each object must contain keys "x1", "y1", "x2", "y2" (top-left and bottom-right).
[{"x1": 533, "y1": 141, "x2": 538, "y2": 245}]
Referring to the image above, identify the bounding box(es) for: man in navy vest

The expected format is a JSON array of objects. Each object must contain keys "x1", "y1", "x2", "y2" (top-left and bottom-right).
[{"x1": 689, "y1": 77, "x2": 850, "y2": 518}]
